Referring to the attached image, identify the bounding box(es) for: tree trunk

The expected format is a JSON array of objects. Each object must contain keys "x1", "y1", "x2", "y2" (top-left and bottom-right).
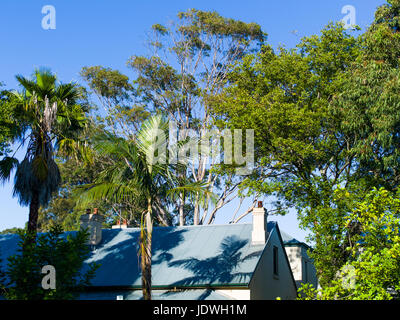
[
  {"x1": 141, "y1": 201, "x2": 153, "y2": 300},
  {"x1": 28, "y1": 191, "x2": 40, "y2": 235},
  {"x1": 178, "y1": 193, "x2": 185, "y2": 226},
  {"x1": 193, "y1": 200, "x2": 200, "y2": 225}
]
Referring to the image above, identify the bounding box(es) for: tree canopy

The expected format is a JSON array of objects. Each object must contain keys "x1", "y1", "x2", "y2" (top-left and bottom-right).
[{"x1": 210, "y1": 1, "x2": 400, "y2": 294}]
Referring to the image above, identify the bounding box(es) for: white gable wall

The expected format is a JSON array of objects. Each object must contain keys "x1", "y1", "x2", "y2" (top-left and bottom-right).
[
  {"x1": 248, "y1": 227, "x2": 298, "y2": 300},
  {"x1": 285, "y1": 245, "x2": 318, "y2": 289}
]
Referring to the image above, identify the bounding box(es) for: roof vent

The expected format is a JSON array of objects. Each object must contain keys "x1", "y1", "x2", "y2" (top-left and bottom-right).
[{"x1": 251, "y1": 201, "x2": 268, "y2": 245}]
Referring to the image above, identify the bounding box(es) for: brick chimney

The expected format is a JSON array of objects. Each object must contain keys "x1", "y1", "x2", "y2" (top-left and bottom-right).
[
  {"x1": 251, "y1": 201, "x2": 268, "y2": 245},
  {"x1": 80, "y1": 208, "x2": 104, "y2": 245}
]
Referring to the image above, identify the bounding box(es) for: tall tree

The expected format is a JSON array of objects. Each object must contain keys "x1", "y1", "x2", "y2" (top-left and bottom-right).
[
  {"x1": 81, "y1": 9, "x2": 266, "y2": 226},
  {"x1": 213, "y1": 0, "x2": 400, "y2": 288},
  {"x1": 212, "y1": 22, "x2": 364, "y2": 285},
  {"x1": 334, "y1": 0, "x2": 400, "y2": 192},
  {"x1": 0, "y1": 69, "x2": 88, "y2": 236}
]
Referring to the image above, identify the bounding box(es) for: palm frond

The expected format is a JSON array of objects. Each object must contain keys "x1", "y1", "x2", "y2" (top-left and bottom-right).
[
  {"x1": 13, "y1": 154, "x2": 61, "y2": 207},
  {"x1": 167, "y1": 180, "x2": 218, "y2": 208},
  {"x1": 0, "y1": 157, "x2": 19, "y2": 183},
  {"x1": 136, "y1": 114, "x2": 169, "y2": 172},
  {"x1": 33, "y1": 68, "x2": 57, "y2": 95},
  {"x1": 75, "y1": 182, "x2": 140, "y2": 207}
]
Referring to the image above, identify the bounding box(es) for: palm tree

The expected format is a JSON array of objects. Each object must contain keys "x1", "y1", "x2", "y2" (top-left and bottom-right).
[
  {"x1": 79, "y1": 114, "x2": 214, "y2": 300},
  {"x1": 0, "y1": 69, "x2": 88, "y2": 236}
]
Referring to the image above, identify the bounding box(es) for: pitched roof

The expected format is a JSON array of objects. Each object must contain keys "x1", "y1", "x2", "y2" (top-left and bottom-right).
[
  {"x1": 0, "y1": 221, "x2": 308, "y2": 290},
  {"x1": 83, "y1": 222, "x2": 276, "y2": 289},
  {"x1": 280, "y1": 230, "x2": 311, "y2": 249}
]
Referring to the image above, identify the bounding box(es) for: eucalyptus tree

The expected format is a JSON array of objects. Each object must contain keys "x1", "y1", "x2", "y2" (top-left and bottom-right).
[
  {"x1": 0, "y1": 69, "x2": 88, "y2": 236},
  {"x1": 212, "y1": 22, "x2": 363, "y2": 285},
  {"x1": 334, "y1": 0, "x2": 400, "y2": 192},
  {"x1": 79, "y1": 114, "x2": 214, "y2": 300},
  {"x1": 81, "y1": 9, "x2": 266, "y2": 226},
  {"x1": 212, "y1": 0, "x2": 400, "y2": 287}
]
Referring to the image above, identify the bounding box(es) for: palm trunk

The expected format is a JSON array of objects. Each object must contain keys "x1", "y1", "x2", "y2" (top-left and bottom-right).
[
  {"x1": 28, "y1": 190, "x2": 40, "y2": 235},
  {"x1": 179, "y1": 193, "x2": 185, "y2": 226},
  {"x1": 193, "y1": 194, "x2": 200, "y2": 225},
  {"x1": 141, "y1": 200, "x2": 153, "y2": 300},
  {"x1": 22, "y1": 190, "x2": 40, "y2": 252}
]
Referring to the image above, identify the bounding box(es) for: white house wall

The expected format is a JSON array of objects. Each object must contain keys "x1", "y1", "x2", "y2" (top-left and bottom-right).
[
  {"x1": 285, "y1": 246, "x2": 318, "y2": 289},
  {"x1": 249, "y1": 228, "x2": 298, "y2": 300},
  {"x1": 215, "y1": 289, "x2": 251, "y2": 300}
]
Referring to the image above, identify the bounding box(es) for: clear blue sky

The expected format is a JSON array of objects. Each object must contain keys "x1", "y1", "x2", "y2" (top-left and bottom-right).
[{"x1": 0, "y1": 0, "x2": 384, "y2": 242}]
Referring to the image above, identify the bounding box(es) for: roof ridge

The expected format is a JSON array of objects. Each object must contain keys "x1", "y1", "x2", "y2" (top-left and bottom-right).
[{"x1": 106, "y1": 222, "x2": 256, "y2": 231}]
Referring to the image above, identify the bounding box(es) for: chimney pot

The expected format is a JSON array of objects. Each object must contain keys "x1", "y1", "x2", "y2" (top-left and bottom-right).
[
  {"x1": 112, "y1": 219, "x2": 128, "y2": 229},
  {"x1": 257, "y1": 201, "x2": 263, "y2": 208}
]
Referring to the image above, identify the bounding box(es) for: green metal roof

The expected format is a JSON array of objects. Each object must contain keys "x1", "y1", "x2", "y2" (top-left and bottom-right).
[
  {"x1": 280, "y1": 230, "x2": 311, "y2": 249},
  {"x1": 83, "y1": 223, "x2": 274, "y2": 288},
  {"x1": 0, "y1": 221, "x2": 302, "y2": 291}
]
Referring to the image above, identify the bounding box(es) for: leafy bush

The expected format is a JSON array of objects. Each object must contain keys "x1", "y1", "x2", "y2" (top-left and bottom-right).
[
  {"x1": 0, "y1": 225, "x2": 99, "y2": 300},
  {"x1": 298, "y1": 188, "x2": 400, "y2": 300}
]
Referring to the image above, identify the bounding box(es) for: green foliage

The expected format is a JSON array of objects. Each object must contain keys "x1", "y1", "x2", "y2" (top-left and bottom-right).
[
  {"x1": 299, "y1": 188, "x2": 400, "y2": 300},
  {"x1": 80, "y1": 66, "x2": 148, "y2": 137},
  {"x1": 214, "y1": 22, "x2": 360, "y2": 171},
  {"x1": 77, "y1": 9, "x2": 268, "y2": 228},
  {"x1": 77, "y1": 115, "x2": 214, "y2": 226},
  {"x1": 176, "y1": 9, "x2": 266, "y2": 43},
  {"x1": 1, "y1": 225, "x2": 99, "y2": 300},
  {"x1": 0, "y1": 227, "x2": 24, "y2": 235},
  {"x1": 213, "y1": 0, "x2": 400, "y2": 290},
  {"x1": 128, "y1": 8, "x2": 266, "y2": 122},
  {"x1": 0, "y1": 254, "x2": 6, "y2": 297},
  {"x1": 0, "y1": 85, "x2": 20, "y2": 158},
  {"x1": 213, "y1": 23, "x2": 363, "y2": 284},
  {"x1": 81, "y1": 66, "x2": 133, "y2": 104},
  {"x1": 333, "y1": 0, "x2": 400, "y2": 191},
  {"x1": 37, "y1": 132, "x2": 117, "y2": 232}
]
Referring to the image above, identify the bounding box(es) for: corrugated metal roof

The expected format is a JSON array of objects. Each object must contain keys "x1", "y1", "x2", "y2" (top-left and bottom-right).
[
  {"x1": 280, "y1": 230, "x2": 311, "y2": 248},
  {"x1": 0, "y1": 222, "x2": 279, "y2": 289},
  {"x1": 280, "y1": 230, "x2": 299, "y2": 243},
  {"x1": 84, "y1": 222, "x2": 274, "y2": 288},
  {"x1": 0, "y1": 233, "x2": 20, "y2": 266}
]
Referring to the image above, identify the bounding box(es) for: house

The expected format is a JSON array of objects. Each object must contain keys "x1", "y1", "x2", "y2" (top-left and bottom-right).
[{"x1": 0, "y1": 202, "x2": 317, "y2": 300}]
